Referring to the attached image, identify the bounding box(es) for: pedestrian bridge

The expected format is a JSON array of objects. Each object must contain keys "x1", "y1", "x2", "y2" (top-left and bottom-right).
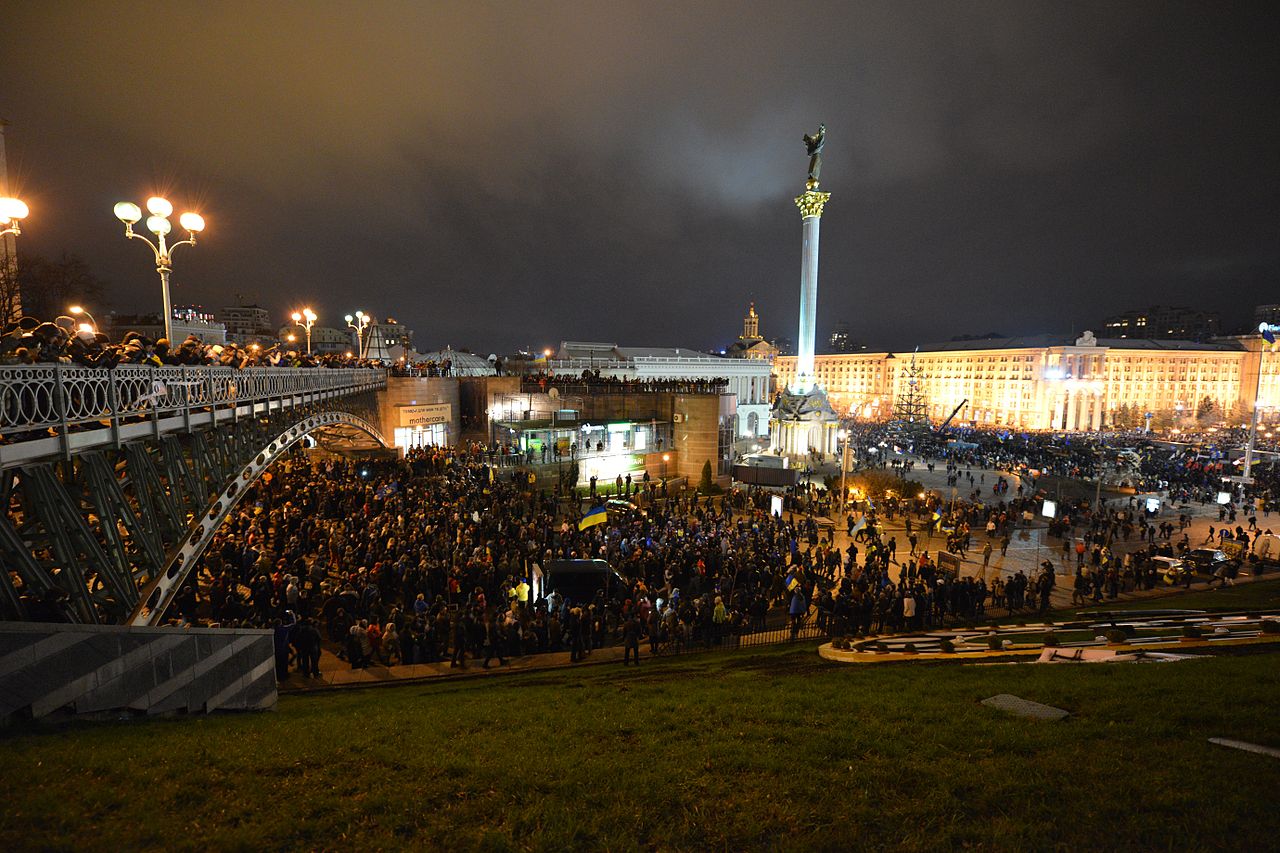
[{"x1": 0, "y1": 364, "x2": 388, "y2": 626}]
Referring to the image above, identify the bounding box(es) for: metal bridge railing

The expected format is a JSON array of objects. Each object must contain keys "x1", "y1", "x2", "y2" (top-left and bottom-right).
[{"x1": 0, "y1": 364, "x2": 387, "y2": 439}]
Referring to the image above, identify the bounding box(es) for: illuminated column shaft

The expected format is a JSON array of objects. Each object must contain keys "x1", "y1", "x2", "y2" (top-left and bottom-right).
[
  {"x1": 793, "y1": 186, "x2": 831, "y2": 394},
  {"x1": 794, "y1": 215, "x2": 820, "y2": 392}
]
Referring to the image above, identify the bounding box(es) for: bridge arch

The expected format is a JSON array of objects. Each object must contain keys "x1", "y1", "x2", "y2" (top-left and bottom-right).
[{"x1": 128, "y1": 410, "x2": 387, "y2": 626}]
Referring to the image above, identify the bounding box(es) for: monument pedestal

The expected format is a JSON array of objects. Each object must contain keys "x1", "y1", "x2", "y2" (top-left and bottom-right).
[{"x1": 770, "y1": 385, "x2": 839, "y2": 459}]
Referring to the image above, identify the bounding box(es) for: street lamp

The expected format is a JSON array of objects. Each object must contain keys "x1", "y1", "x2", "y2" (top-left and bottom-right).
[
  {"x1": 0, "y1": 196, "x2": 30, "y2": 237},
  {"x1": 291, "y1": 308, "x2": 317, "y2": 354},
  {"x1": 114, "y1": 196, "x2": 205, "y2": 344},
  {"x1": 345, "y1": 311, "x2": 370, "y2": 358},
  {"x1": 68, "y1": 305, "x2": 98, "y2": 333}
]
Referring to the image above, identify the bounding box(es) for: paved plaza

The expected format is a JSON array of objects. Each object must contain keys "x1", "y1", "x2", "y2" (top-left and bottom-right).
[{"x1": 807, "y1": 453, "x2": 1273, "y2": 611}]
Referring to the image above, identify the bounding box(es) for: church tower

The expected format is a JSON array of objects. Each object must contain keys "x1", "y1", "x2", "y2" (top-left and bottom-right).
[{"x1": 742, "y1": 302, "x2": 760, "y2": 340}]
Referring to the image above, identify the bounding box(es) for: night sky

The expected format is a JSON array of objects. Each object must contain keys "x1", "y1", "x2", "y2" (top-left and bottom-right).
[{"x1": 2, "y1": 1, "x2": 1277, "y2": 354}]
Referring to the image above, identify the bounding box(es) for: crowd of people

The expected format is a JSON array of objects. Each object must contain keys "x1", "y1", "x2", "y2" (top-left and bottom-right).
[
  {"x1": 525, "y1": 370, "x2": 730, "y2": 395},
  {"x1": 166, "y1": 434, "x2": 1171, "y2": 680},
  {"x1": 1, "y1": 316, "x2": 391, "y2": 370},
  {"x1": 174, "y1": 447, "x2": 838, "y2": 678}
]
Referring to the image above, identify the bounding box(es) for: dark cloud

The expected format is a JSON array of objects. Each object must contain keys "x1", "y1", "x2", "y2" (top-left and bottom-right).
[{"x1": 1, "y1": 0, "x2": 1277, "y2": 352}]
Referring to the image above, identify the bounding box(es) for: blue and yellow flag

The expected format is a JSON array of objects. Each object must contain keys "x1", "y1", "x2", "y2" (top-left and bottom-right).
[
  {"x1": 579, "y1": 506, "x2": 608, "y2": 531},
  {"x1": 849, "y1": 517, "x2": 866, "y2": 536},
  {"x1": 785, "y1": 571, "x2": 801, "y2": 592}
]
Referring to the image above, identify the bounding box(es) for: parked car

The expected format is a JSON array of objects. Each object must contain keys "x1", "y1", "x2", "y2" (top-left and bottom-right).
[
  {"x1": 1182, "y1": 547, "x2": 1236, "y2": 573},
  {"x1": 605, "y1": 499, "x2": 646, "y2": 523},
  {"x1": 1152, "y1": 555, "x2": 1193, "y2": 586}
]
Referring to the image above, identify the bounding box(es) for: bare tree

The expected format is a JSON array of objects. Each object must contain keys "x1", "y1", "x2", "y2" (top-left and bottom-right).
[
  {"x1": 0, "y1": 254, "x2": 19, "y2": 325},
  {"x1": 12, "y1": 252, "x2": 108, "y2": 321}
]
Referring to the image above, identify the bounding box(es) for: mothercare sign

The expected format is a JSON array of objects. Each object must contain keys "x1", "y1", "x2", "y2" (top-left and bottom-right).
[{"x1": 399, "y1": 403, "x2": 450, "y2": 427}]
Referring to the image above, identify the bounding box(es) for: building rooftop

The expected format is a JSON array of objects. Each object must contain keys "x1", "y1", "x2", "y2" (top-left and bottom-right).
[
  {"x1": 557, "y1": 341, "x2": 737, "y2": 363},
  {"x1": 883, "y1": 335, "x2": 1246, "y2": 354},
  {"x1": 413, "y1": 346, "x2": 496, "y2": 375}
]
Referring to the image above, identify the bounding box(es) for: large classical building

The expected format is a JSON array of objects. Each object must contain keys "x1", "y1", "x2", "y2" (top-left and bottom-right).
[{"x1": 773, "y1": 333, "x2": 1279, "y2": 432}]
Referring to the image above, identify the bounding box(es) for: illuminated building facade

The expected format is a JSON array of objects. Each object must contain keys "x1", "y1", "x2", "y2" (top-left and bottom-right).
[{"x1": 773, "y1": 333, "x2": 1280, "y2": 432}]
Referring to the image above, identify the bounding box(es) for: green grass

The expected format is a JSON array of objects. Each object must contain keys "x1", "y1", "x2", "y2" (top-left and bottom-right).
[
  {"x1": 3, "y1": 645, "x2": 1280, "y2": 851},
  {"x1": 1075, "y1": 577, "x2": 1280, "y2": 613}
]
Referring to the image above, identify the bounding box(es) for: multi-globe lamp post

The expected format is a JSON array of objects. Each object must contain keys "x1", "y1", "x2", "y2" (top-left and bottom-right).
[
  {"x1": 291, "y1": 308, "x2": 317, "y2": 355},
  {"x1": 345, "y1": 311, "x2": 371, "y2": 359},
  {"x1": 113, "y1": 196, "x2": 205, "y2": 345}
]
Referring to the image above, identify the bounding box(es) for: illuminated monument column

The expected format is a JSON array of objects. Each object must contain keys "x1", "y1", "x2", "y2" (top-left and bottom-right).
[
  {"x1": 792, "y1": 186, "x2": 828, "y2": 393},
  {"x1": 770, "y1": 124, "x2": 839, "y2": 459}
]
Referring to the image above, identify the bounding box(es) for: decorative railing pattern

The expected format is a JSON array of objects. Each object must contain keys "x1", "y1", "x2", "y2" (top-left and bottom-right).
[{"x1": 0, "y1": 364, "x2": 387, "y2": 437}]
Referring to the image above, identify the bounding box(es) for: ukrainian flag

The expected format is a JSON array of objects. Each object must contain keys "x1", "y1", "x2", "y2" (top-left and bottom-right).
[
  {"x1": 785, "y1": 571, "x2": 801, "y2": 592},
  {"x1": 931, "y1": 511, "x2": 942, "y2": 523},
  {"x1": 579, "y1": 505, "x2": 608, "y2": 531},
  {"x1": 849, "y1": 517, "x2": 867, "y2": 536}
]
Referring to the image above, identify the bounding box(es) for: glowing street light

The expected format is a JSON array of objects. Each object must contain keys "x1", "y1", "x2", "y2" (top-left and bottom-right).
[
  {"x1": 68, "y1": 305, "x2": 98, "y2": 333},
  {"x1": 291, "y1": 307, "x2": 317, "y2": 354},
  {"x1": 114, "y1": 195, "x2": 205, "y2": 344},
  {"x1": 345, "y1": 310, "x2": 371, "y2": 358},
  {"x1": 0, "y1": 196, "x2": 30, "y2": 237}
]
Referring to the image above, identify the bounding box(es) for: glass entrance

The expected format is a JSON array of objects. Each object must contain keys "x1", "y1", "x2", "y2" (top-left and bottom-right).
[{"x1": 394, "y1": 424, "x2": 447, "y2": 450}]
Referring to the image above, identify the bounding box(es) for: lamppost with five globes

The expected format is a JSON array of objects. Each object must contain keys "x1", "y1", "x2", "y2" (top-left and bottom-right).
[
  {"x1": 291, "y1": 308, "x2": 317, "y2": 355},
  {"x1": 113, "y1": 196, "x2": 205, "y2": 345},
  {"x1": 345, "y1": 311, "x2": 370, "y2": 358}
]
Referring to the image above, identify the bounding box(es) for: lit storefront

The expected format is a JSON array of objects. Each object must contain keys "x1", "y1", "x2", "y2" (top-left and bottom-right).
[
  {"x1": 395, "y1": 402, "x2": 451, "y2": 449},
  {"x1": 493, "y1": 417, "x2": 672, "y2": 482}
]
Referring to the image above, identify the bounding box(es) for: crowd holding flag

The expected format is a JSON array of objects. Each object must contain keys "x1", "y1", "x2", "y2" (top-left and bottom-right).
[{"x1": 579, "y1": 505, "x2": 608, "y2": 531}]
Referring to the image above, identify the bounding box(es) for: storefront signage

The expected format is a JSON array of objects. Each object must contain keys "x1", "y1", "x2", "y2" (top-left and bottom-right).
[{"x1": 399, "y1": 403, "x2": 451, "y2": 427}]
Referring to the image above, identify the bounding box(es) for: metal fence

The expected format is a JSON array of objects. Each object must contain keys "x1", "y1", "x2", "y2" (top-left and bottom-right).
[{"x1": 0, "y1": 364, "x2": 387, "y2": 438}]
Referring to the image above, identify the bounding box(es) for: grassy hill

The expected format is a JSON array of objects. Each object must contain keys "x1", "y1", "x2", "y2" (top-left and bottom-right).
[{"x1": 2, "y1": 643, "x2": 1279, "y2": 851}]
